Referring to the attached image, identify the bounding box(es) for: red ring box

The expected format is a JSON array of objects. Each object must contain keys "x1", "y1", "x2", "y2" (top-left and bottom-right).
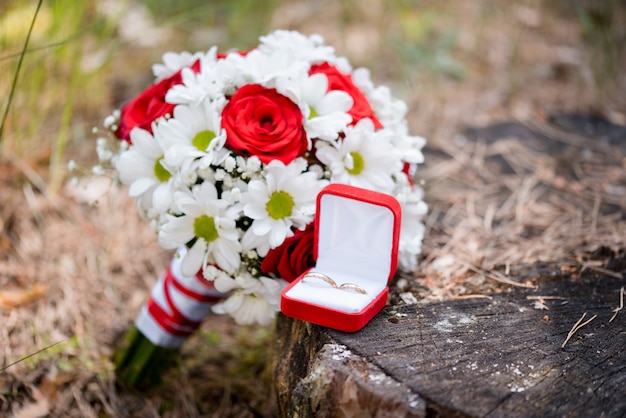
[{"x1": 280, "y1": 183, "x2": 402, "y2": 332}]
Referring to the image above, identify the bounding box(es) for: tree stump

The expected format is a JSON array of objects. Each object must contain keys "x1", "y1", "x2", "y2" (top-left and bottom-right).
[
  {"x1": 275, "y1": 260, "x2": 626, "y2": 418},
  {"x1": 273, "y1": 114, "x2": 626, "y2": 418}
]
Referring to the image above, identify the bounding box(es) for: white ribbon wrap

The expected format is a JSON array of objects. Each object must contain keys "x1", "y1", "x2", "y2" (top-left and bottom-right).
[{"x1": 135, "y1": 247, "x2": 225, "y2": 348}]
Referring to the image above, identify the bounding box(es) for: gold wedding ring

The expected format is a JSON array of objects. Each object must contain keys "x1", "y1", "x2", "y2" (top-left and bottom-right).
[
  {"x1": 302, "y1": 272, "x2": 368, "y2": 295},
  {"x1": 302, "y1": 272, "x2": 338, "y2": 288},
  {"x1": 338, "y1": 283, "x2": 368, "y2": 295}
]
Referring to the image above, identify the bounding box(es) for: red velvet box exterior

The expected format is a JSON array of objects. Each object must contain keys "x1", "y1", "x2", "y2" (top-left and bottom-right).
[{"x1": 280, "y1": 183, "x2": 402, "y2": 332}]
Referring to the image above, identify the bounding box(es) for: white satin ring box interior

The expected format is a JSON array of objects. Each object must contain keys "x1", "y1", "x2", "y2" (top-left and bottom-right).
[{"x1": 280, "y1": 183, "x2": 401, "y2": 332}]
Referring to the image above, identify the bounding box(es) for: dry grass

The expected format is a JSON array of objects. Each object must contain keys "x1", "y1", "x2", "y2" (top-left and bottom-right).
[
  {"x1": 412, "y1": 115, "x2": 626, "y2": 302},
  {"x1": 1, "y1": 0, "x2": 625, "y2": 416}
]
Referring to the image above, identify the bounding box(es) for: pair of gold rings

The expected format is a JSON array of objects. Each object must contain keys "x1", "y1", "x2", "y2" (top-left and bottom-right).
[{"x1": 302, "y1": 272, "x2": 367, "y2": 295}]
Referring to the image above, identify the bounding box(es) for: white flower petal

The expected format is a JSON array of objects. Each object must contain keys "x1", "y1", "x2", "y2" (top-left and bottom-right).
[
  {"x1": 181, "y1": 240, "x2": 207, "y2": 276},
  {"x1": 212, "y1": 292, "x2": 244, "y2": 314},
  {"x1": 128, "y1": 177, "x2": 156, "y2": 197},
  {"x1": 213, "y1": 276, "x2": 240, "y2": 293}
]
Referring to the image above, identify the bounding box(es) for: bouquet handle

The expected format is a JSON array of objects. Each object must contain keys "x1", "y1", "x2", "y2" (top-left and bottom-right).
[{"x1": 114, "y1": 248, "x2": 225, "y2": 388}]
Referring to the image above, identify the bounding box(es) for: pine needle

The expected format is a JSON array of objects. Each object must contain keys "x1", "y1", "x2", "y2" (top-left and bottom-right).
[
  {"x1": 561, "y1": 312, "x2": 597, "y2": 349},
  {"x1": 609, "y1": 287, "x2": 625, "y2": 323}
]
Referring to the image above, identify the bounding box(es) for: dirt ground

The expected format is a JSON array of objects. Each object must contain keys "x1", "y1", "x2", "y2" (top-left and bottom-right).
[{"x1": 1, "y1": 1, "x2": 625, "y2": 417}]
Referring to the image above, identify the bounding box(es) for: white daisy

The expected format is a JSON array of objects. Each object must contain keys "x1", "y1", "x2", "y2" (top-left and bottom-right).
[
  {"x1": 156, "y1": 99, "x2": 228, "y2": 176},
  {"x1": 258, "y1": 30, "x2": 337, "y2": 67},
  {"x1": 235, "y1": 48, "x2": 304, "y2": 86},
  {"x1": 235, "y1": 32, "x2": 340, "y2": 87},
  {"x1": 363, "y1": 83, "x2": 426, "y2": 165},
  {"x1": 367, "y1": 84, "x2": 408, "y2": 125},
  {"x1": 388, "y1": 121, "x2": 426, "y2": 165},
  {"x1": 395, "y1": 185, "x2": 428, "y2": 271},
  {"x1": 212, "y1": 274, "x2": 285, "y2": 326},
  {"x1": 152, "y1": 50, "x2": 204, "y2": 82},
  {"x1": 165, "y1": 47, "x2": 236, "y2": 105},
  {"x1": 241, "y1": 158, "x2": 325, "y2": 256},
  {"x1": 315, "y1": 118, "x2": 403, "y2": 193},
  {"x1": 158, "y1": 181, "x2": 242, "y2": 276},
  {"x1": 115, "y1": 127, "x2": 177, "y2": 215},
  {"x1": 274, "y1": 72, "x2": 353, "y2": 142}
]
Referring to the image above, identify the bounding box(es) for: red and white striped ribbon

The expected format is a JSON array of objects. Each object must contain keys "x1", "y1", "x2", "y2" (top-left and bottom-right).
[{"x1": 135, "y1": 247, "x2": 226, "y2": 348}]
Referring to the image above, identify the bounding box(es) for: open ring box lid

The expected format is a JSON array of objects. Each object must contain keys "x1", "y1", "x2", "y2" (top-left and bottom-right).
[{"x1": 280, "y1": 183, "x2": 402, "y2": 332}]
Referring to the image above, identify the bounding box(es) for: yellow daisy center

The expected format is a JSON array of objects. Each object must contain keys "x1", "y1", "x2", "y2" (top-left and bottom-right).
[
  {"x1": 193, "y1": 215, "x2": 219, "y2": 242},
  {"x1": 266, "y1": 191, "x2": 294, "y2": 220},
  {"x1": 346, "y1": 152, "x2": 365, "y2": 175},
  {"x1": 153, "y1": 157, "x2": 171, "y2": 182},
  {"x1": 192, "y1": 130, "x2": 216, "y2": 151}
]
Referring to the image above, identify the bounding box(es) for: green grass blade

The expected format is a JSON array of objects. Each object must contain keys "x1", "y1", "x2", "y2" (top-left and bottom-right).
[
  {"x1": 1, "y1": 340, "x2": 64, "y2": 371},
  {"x1": 0, "y1": 0, "x2": 44, "y2": 144}
]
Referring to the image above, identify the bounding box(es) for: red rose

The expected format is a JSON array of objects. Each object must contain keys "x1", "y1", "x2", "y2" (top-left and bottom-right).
[
  {"x1": 309, "y1": 62, "x2": 383, "y2": 129},
  {"x1": 221, "y1": 84, "x2": 308, "y2": 165},
  {"x1": 261, "y1": 223, "x2": 315, "y2": 282},
  {"x1": 115, "y1": 60, "x2": 201, "y2": 142}
]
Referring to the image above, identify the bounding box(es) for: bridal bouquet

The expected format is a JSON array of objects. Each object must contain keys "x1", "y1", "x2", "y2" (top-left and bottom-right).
[{"x1": 97, "y1": 30, "x2": 427, "y2": 387}]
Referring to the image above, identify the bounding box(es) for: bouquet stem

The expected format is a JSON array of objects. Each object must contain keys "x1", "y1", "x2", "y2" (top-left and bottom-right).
[
  {"x1": 113, "y1": 326, "x2": 178, "y2": 389},
  {"x1": 113, "y1": 247, "x2": 225, "y2": 389}
]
